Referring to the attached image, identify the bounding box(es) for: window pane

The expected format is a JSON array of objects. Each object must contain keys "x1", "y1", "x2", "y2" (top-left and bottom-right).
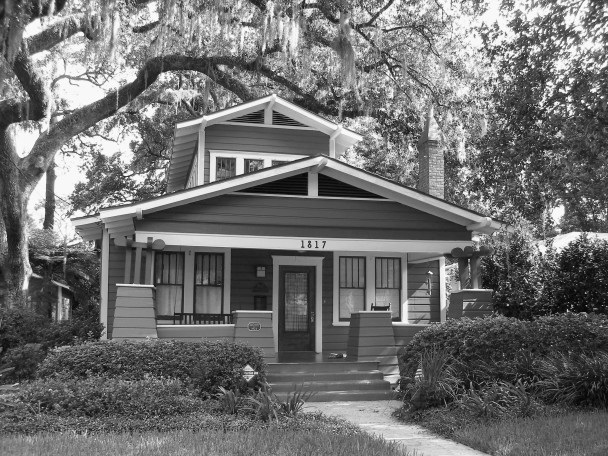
[
  {"x1": 156, "y1": 285, "x2": 182, "y2": 316},
  {"x1": 244, "y1": 159, "x2": 264, "y2": 174},
  {"x1": 339, "y1": 257, "x2": 365, "y2": 320},
  {"x1": 340, "y1": 289, "x2": 364, "y2": 319},
  {"x1": 375, "y1": 289, "x2": 400, "y2": 319},
  {"x1": 195, "y1": 286, "x2": 222, "y2": 314},
  {"x1": 284, "y1": 272, "x2": 308, "y2": 332},
  {"x1": 272, "y1": 160, "x2": 288, "y2": 166},
  {"x1": 216, "y1": 157, "x2": 236, "y2": 180}
]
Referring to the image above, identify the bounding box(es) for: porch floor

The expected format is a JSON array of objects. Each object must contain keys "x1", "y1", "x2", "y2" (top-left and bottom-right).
[{"x1": 270, "y1": 351, "x2": 353, "y2": 364}]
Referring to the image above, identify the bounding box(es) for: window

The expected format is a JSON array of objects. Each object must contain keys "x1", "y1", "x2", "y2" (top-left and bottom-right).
[
  {"x1": 216, "y1": 157, "x2": 236, "y2": 180},
  {"x1": 339, "y1": 257, "x2": 365, "y2": 320},
  {"x1": 209, "y1": 151, "x2": 305, "y2": 182},
  {"x1": 194, "y1": 253, "x2": 224, "y2": 315},
  {"x1": 154, "y1": 252, "x2": 185, "y2": 316},
  {"x1": 375, "y1": 258, "x2": 401, "y2": 320},
  {"x1": 244, "y1": 159, "x2": 264, "y2": 174}
]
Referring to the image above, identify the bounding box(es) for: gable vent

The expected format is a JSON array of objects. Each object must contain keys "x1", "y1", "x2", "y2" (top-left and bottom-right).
[
  {"x1": 238, "y1": 173, "x2": 308, "y2": 196},
  {"x1": 272, "y1": 111, "x2": 308, "y2": 127},
  {"x1": 318, "y1": 174, "x2": 385, "y2": 199},
  {"x1": 231, "y1": 110, "x2": 264, "y2": 124}
]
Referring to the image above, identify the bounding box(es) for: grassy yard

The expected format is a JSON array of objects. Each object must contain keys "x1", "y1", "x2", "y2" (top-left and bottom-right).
[
  {"x1": 0, "y1": 428, "x2": 413, "y2": 456},
  {"x1": 453, "y1": 410, "x2": 608, "y2": 456},
  {"x1": 407, "y1": 407, "x2": 608, "y2": 456}
]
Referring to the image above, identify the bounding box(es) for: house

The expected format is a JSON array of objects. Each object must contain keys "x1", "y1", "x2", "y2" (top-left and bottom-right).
[{"x1": 72, "y1": 95, "x2": 503, "y2": 393}]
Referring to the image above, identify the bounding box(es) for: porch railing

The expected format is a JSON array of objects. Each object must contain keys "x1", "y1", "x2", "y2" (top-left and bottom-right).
[{"x1": 157, "y1": 313, "x2": 233, "y2": 325}]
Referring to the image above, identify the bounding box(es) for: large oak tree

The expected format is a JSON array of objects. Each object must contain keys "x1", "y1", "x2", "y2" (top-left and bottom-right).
[{"x1": 1, "y1": 0, "x2": 483, "y2": 306}]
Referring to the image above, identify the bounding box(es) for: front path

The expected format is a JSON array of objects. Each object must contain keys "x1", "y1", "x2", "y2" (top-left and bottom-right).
[{"x1": 304, "y1": 400, "x2": 489, "y2": 456}]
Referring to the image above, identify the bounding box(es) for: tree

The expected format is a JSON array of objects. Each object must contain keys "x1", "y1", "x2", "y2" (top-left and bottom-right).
[
  {"x1": 1, "y1": 0, "x2": 484, "y2": 306},
  {"x1": 471, "y1": 0, "x2": 608, "y2": 234}
]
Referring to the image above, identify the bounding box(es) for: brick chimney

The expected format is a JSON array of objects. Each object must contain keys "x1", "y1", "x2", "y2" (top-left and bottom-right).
[{"x1": 417, "y1": 106, "x2": 444, "y2": 199}]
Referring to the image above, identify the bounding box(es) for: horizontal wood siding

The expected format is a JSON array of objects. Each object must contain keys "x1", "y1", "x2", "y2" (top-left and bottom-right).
[
  {"x1": 407, "y1": 261, "x2": 441, "y2": 324},
  {"x1": 393, "y1": 325, "x2": 428, "y2": 348},
  {"x1": 157, "y1": 325, "x2": 234, "y2": 341},
  {"x1": 205, "y1": 124, "x2": 328, "y2": 156},
  {"x1": 230, "y1": 249, "x2": 274, "y2": 312},
  {"x1": 140, "y1": 195, "x2": 470, "y2": 241}
]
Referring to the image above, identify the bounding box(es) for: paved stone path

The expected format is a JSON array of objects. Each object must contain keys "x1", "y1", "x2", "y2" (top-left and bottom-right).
[{"x1": 304, "y1": 400, "x2": 490, "y2": 456}]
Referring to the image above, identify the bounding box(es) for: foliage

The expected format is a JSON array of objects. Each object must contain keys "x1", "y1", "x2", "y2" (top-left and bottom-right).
[
  {"x1": 244, "y1": 384, "x2": 279, "y2": 423},
  {"x1": 403, "y1": 348, "x2": 458, "y2": 411},
  {"x1": 398, "y1": 313, "x2": 608, "y2": 387},
  {"x1": 481, "y1": 232, "x2": 608, "y2": 318},
  {"x1": 37, "y1": 339, "x2": 267, "y2": 396},
  {"x1": 278, "y1": 384, "x2": 316, "y2": 417},
  {"x1": 457, "y1": 380, "x2": 539, "y2": 419},
  {"x1": 471, "y1": 0, "x2": 608, "y2": 232},
  {"x1": 18, "y1": 376, "x2": 201, "y2": 417},
  {"x1": 1, "y1": 344, "x2": 47, "y2": 381},
  {"x1": 535, "y1": 351, "x2": 608, "y2": 408},
  {"x1": 215, "y1": 386, "x2": 243, "y2": 415}
]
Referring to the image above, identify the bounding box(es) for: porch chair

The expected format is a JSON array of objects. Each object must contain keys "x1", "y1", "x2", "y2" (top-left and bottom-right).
[{"x1": 370, "y1": 303, "x2": 391, "y2": 311}]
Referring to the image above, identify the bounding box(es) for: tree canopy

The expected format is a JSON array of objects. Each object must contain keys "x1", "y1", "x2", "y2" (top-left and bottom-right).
[{"x1": 0, "y1": 0, "x2": 486, "y2": 305}]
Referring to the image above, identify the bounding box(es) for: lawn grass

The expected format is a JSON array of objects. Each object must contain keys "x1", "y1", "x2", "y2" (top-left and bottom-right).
[
  {"x1": 0, "y1": 428, "x2": 413, "y2": 456},
  {"x1": 453, "y1": 409, "x2": 608, "y2": 456}
]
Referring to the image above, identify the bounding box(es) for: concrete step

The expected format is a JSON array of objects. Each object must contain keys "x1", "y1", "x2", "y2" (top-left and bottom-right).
[
  {"x1": 275, "y1": 389, "x2": 396, "y2": 402},
  {"x1": 267, "y1": 361, "x2": 379, "y2": 374},
  {"x1": 270, "y1": 378, "x2": 391, "y2": 393},
  {"x1": 268, "y1": 370, "x2": 385, "y2": 383}
]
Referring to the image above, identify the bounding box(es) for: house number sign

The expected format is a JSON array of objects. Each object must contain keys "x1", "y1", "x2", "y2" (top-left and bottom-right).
[
  {"x1": 300, "y1": 240, "x2": 327, "y2": 249},
  {"x1": 248, "y1": 322, "x2": 261, "y2": 331}
]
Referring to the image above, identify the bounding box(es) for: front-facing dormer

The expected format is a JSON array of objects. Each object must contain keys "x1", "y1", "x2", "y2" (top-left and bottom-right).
[{"x1": 167, "y1": 94, "x2": 362, "y2": 192}]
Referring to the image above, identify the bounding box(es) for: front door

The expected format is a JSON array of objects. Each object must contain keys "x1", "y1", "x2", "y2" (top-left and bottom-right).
[{"x1": 278, "y1": 266, "x2": 315, "y2": 351}]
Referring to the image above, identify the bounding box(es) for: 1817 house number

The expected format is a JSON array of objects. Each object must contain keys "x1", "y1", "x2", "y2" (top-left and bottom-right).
[{"x1": 300, "y1": 240, "x2": 327, "y2": 249}]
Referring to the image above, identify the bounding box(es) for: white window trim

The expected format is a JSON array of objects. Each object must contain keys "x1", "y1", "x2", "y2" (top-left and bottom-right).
[
  {"x1": 209, "y1": 150, "x2": 306, "y2": 182},
  {"x1": 333, "y1": 252, "x2": 408, "y2": 326},
  {"x1": 154, "y1": 246, "x2": 231, "y2": 316}
]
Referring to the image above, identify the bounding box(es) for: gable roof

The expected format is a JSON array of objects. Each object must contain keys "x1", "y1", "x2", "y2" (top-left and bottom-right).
[
  {"x1": 73, "y1": 155, "x2": 508, "y2": 241},
  {"x1": 167, "y1": 94, "x2": 363, "y2": 192}
]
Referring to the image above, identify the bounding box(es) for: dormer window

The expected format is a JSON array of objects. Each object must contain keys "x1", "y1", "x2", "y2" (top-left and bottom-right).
[{"x1": 209, "y1": 151, "x2": 306, "y2": 183}]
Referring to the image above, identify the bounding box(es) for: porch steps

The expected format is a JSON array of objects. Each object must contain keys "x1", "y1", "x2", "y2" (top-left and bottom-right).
[{"x1": 267, "y1": 361, "x2": 395, "y2": 402}]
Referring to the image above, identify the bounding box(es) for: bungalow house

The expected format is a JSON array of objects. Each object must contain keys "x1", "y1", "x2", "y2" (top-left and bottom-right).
[{"x1": 73, "y1": 95, "x2": 503, "y2": 399}]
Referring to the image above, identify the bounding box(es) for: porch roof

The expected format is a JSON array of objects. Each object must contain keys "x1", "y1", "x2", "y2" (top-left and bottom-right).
[{"x1": 72, "y1": 156, "x2": 509, "y2": 241}]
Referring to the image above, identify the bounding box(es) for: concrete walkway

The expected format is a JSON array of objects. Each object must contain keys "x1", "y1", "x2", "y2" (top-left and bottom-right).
[{"x1": 304, "y1": 400, "x2": 489, "y2": 456}]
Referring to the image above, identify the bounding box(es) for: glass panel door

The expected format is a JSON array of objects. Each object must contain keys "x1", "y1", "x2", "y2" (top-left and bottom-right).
[{"x1": 284, "y1": 272, "x2": 309, "y2": 332}]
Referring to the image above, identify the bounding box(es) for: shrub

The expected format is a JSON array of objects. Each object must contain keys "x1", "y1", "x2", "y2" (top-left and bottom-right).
[
  {"x1": 1, "y1": 344, "x2": 47, "y2": 381},
  {"x1": 37, "y1": 339, "x2": 267, "y2": 396},
  {"x1": 398, "y1": 313, "x2": 608, "y2": 386},
  {"x1": 535, "y1": 351, "x2": 608, "y2": 408},
  {"x1": 0, "y1": 308, "x2": 48, "y2": 352},
  {"x1": 458, "y1": 380, "x2": 539, "y2": 419},
  {"x1": 18, "y1": 376, "x2": 201, "y2": 417},
  {"x1": 404, "y1": 348, "x2": 458, "y2": 411}
]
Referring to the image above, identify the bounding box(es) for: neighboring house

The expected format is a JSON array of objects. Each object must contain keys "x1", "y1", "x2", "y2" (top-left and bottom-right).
[
  {"x1": 72, "y1": 95, "x2": 503, "y2": 382},
  {"x1": 0, "y1": 272, "x2": 73, "y2": 321}
]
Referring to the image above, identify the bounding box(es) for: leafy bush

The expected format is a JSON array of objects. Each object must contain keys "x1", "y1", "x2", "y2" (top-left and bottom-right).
[
  {"x1": 535, "y1": 351, "x2": 608, "y2": 408},
  {"x1": 482, "y1": 231, "x2": 608, "y2": 318},
  {"x1": 0, "y1": 308, "x2": 48, "y2": 352},
  {"x1": 399, "y1": 313, "x2": 608, "y2": 386},
  {"x1": 458, "y1": 380, "x2": 539, "y2": 419},
  {"x1": 37, "y1": 339, "x2": 267, "y2": 396},
  {"x1": 18, "y1": 376, "x2": 201, "y2": 417},
  {"x1": 1, "y1": 344, "x2": 47, "y2": 381},
  {"x1": 404, "y1": 348, "x2": 458, "y2": 411}
]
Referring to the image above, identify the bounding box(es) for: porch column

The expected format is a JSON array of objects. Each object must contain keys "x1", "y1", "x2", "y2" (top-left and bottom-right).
[
  {"x1": 112, "y1": 284, "x2": 157, "y2": 340},
  {"x1": 346, "y1": 311, "x2": 398, "y2": 377},
  {"x1": 232, "y1": 311, "x2": 275, "y2": 359}
]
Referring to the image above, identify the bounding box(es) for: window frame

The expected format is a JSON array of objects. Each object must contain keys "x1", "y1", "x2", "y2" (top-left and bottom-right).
[
  {"x1": 338, "y1": 256, "x2": 366, "y2": 321},
  {"x1": 332, "y1": 252, "x2": 408, "y2": 326},
  {"x1": 154, "y1": 251, "x2": 186, "y2": 316},
  {"x1": 375, "y1": 257, "x2": 402, "y2": 321},
  {"x1": 209, "y1": 151, "x2": 306, "y2": 182},
  {"x1": 193, "y1": 252, "x2": 225, "y2": 315}
]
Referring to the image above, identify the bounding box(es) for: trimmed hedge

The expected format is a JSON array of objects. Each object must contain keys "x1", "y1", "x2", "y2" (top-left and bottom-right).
[
  {"x1": 37, "y1": 339, "x2": 266, "y2": 396},
  {"x1": 399, "y1": 313, "x2": 608, "y2": 385},
  {"x1": 19, "y1": 376, "x2": 202, "y2": 417}
]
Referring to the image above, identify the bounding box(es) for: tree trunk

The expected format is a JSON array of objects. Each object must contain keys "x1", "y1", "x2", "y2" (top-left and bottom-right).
[
  {"x1": 0, "y1": 129, "x2": 33, "y2": 308},
  {"x1": 43, "y1": 158, "x2": 56, "y2": 230}
]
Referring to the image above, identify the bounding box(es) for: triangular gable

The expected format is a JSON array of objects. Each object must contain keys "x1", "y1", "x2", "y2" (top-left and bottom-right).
[{"x1": 74, "y1": 156, "x2": 507, "y2": 240}]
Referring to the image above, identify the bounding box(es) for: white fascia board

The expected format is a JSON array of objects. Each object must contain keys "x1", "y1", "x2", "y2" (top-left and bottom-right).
[
  {"x1": 100, "y1": 156, "x2": 324, "y2": 220},
  {"x1": 204, "y1": 96, "x2": 274, "y2": 125},
  {"x1": 72, "y1": 215, "x2": 100, "y2": 227},
  {"x1": 321, "y1": 163, "x2": 490, "y2": 228}
]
